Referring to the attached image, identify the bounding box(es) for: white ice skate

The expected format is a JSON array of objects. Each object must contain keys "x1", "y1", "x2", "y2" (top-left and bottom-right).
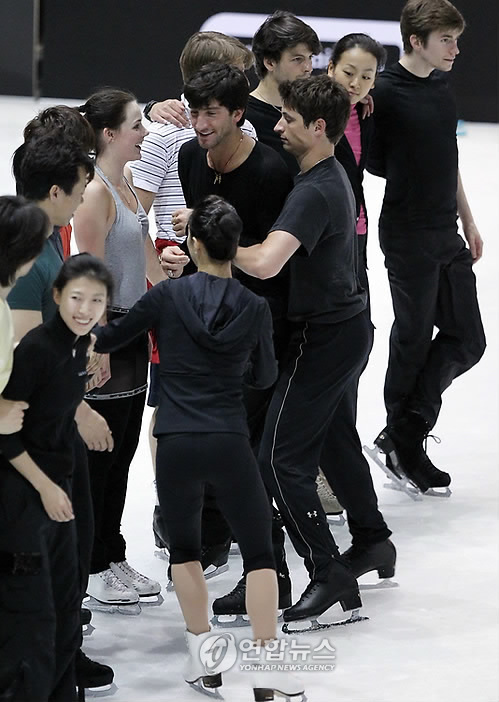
[
  {"x1": 316, "y1": 468, "x2": 346, "y2": 526},
  {"x1": 183, "y1": 629, "x2": 225, "y2": 695},
  {"x1": 250, "y1": 641, "x2": 306, "y2": 701},
  {"x1": 86, "y1": 569, "x2": 142, "y2": 615},
  {"x1": 110, "y1": 561, "x2": 163, "y2": 606}
]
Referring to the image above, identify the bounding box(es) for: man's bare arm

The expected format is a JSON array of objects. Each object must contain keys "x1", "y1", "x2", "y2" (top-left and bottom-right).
[{"x1": 234, "y1": 230, "x2": 301, "y2": 280}]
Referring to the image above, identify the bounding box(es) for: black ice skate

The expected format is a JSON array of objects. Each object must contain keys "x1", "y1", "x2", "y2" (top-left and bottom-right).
[
  {"x1": 281, "y1": 559, "x2": 367, "y2": 634},
  {"x1": 364, "y1": 413, "x2": 451, "y2": 500},
  {"x1": 341, "y1": 539, "x2": 398, "y2": 590},
  {"x1": 153, "y1": 504, "x2": 170, "y2": 561},
  {"x1": 76, "y1": 650, "x2": 115, "y2": 695},
  {"x1": 167, "y1": 539, "x2": 231, "y2": 592},
  {"x1": 211, "y1": 574, "x2": 292, "y2": 628}
]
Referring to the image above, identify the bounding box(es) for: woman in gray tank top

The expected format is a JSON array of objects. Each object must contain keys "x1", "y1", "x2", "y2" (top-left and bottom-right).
[{"x1": 74, "y1": 89, "x2": 166, "y2": 610}]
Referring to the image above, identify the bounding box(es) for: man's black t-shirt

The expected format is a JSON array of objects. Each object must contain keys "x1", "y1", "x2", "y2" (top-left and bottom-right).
[
  {"x1": 246, "y1": 96, "x2": 300, "y2": 176},
  {"x1": 271, "y1": 157, "x2": 367, "y2": 324},
  {"x1": 178, "y1": 138, "x2": 293, "y2": 313},
  {"x1": 368, "y1": 62, "x2": 458, "y2": 232}
]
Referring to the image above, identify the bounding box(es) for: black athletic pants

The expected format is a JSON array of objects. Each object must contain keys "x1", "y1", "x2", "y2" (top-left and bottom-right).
[
  {"x1": 320, "y1": 237, "x2": 389, "y2": 546},
  {"x1": 86, "y1": 391, "x2": 146, "y2": 573},
  {"x1": 200, "y1": 315, "x2": 292, "y2": 549},
  {"x1": 258, "y1": 311, "x2": 387, "y2": 582},
  {"x1": 156, "y1": 433, "x2": 274, "y2": 573},
  {"x1": 0, "y1": 468, "x2": 80, "y2": 702},
  {"x1": 380, "y1": 228, "x2": 486, "y2": 428}
]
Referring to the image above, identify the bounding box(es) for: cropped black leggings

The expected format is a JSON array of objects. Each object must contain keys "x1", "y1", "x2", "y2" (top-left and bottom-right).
[{"x1": 155, "y1": 433, "x2": 274, "y2": 574}]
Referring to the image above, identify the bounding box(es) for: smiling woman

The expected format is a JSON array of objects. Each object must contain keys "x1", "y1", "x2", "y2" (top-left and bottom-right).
[{"x1": 73, "y1": 89, "x2": 164, "y2": 609}]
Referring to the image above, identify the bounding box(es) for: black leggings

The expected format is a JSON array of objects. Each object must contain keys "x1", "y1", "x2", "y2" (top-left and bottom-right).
[{"x1": 155, "y1": 433, "x2": 274, "y2": 574}]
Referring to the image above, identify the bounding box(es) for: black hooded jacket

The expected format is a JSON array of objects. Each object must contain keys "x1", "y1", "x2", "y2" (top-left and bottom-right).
[{"x1": 94, "y1": 273, "x2": 277, "y2": 436}]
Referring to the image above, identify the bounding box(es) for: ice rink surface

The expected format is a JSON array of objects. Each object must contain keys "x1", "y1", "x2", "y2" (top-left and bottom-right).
[{"x1": 0, "y1": 97, "x2": 497, "y2": 702}]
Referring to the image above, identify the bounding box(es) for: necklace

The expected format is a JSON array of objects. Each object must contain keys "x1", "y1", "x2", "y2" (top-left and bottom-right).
[
  {"x1": 208, "y1": 133, "x2": 244, "y2": 185},
  {"x1": 252, "y1": 88, "x2": 282, "y2": 114},
  {"x1": 119, "y1": 177, "x2": 135, "y2": 209}
]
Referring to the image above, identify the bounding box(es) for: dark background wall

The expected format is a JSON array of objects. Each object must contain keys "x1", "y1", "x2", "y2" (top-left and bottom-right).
[{"x1": 2, "y1": 0, "x2": 498, "y2": 122}]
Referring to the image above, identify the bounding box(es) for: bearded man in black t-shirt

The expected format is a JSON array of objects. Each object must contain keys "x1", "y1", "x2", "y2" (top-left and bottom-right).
[{"x1": 235, "y1": 74, "x2": 394, "y2": 630}]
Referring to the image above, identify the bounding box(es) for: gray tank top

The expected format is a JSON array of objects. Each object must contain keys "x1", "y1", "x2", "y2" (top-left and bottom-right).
[{"x1": 95, "y1": 165, "x2": 148, "y2": 310}]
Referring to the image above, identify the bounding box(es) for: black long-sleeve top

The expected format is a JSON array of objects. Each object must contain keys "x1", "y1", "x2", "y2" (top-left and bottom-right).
[
  {"x1": 367, "y1": 62, "x2": 458, "y2": 232},
  {"x1": 0, "y1": 312, "x2": 90, "y2": 481},
  {"x1": 94, "y1": 273, "x2": 277, "y2": 437}
]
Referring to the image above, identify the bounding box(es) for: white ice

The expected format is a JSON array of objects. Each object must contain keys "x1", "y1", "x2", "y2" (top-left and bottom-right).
[{"x1": 0, "y1": 97, "x2": 497, "y2": 702}]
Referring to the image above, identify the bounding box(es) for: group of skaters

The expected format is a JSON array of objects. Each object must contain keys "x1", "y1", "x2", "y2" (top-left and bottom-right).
[{"x1": 0, "y1": 1, "x2": 486, "y2": 700}]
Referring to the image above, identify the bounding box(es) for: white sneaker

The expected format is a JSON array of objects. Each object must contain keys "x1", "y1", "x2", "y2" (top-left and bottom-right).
[
  {"x1": 110, "y1": 560, "x2": 161, "y2": 597},
  {"x1": 87, "y1": 569, "x2": 139, "y2": 604}
]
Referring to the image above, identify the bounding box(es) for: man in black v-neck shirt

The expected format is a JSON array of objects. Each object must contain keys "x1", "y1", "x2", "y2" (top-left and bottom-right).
[
  {"x1": 236, "y1": 75, "x2": 393, "y2": 626},
  {"x1": 367, "y1": 0, "x2": 486, "y2": 494}
]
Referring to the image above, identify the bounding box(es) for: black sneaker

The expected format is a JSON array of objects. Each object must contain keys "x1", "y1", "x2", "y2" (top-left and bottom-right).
[{"x1": 76, "y1": 650, "x2": 114, "y2": 689}]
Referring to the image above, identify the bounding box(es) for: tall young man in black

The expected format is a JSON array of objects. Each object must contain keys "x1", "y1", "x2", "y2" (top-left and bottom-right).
[
  {"x1": 175, "y1": 63, "x2": 294, "y2": 609},
  {"x1": 235, "y1": 75, "x2": 392, "y2": 626},
  {"x1": 367, "y1": 0, "x2": 486, "y2": 494}
]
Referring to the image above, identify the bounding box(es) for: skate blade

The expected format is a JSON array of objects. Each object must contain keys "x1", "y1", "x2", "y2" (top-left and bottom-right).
[
  {"x1": 326, "y1": 512, "x2": 346, "y2": 527},
  {"x1": 359, "y1": 578, "x2": 399, "y2": 591},
  {"x1": 421, "y1": 486, "x2": 452, "y2": 498},
  {"x1": 210, "y1": 613, "x2": 251, "y2": 628},
  {"x1": 204, "y1": 563, "x2": 229, "y2": 580},
  {"x1": 364, "y1": 444, "x2": 423, "y2": 501},
  {"x1": 82, "y1": 622, "x2": 95, "y2": 637},
  {"x1": 211, "y1": 610, "x2": 287, "y2": 629},
  {"x1": 187, "y1": 681, "x2": 224, "y2": 699},
  {"x1": 282, "y1": 607, "x2": 368, "y2": 635},
  {"x1": 138, "y1": 592, "x2": 164, "y2": 607},
  {"x1": 84, "y1": 682, "x2": 118, "y2": 698},
  {"x1": 154, "y1": 548, "x2": 170, "y2": 561},
  {"x1": 85, "y1": 596, "x2": 142, "y2": 616}
]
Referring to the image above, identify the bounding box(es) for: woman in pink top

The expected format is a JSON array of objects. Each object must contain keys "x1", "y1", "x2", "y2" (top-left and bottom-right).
[{"x1": 328, "y1": 33, "x2": 386, "y2": 295}]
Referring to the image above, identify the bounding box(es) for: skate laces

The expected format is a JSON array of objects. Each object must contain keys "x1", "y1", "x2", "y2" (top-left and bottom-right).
[
  {"x1": 102, "y1": 568, "x2": 133, "y2": 591},
  {"x1": 316, "y1": 472, "x2": 335, "y2": 500},
  {"x1": 114, "y1": 561, "x2": 150, "y2": 584}
]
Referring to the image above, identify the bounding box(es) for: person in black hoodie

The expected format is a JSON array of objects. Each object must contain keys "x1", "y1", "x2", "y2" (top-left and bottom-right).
[
  {"x1": 0, "y1": 253, "x2": 112, "y2": 702},
  {"x1": 93, "y1": 195, "x2": 304, "y2": 700}
]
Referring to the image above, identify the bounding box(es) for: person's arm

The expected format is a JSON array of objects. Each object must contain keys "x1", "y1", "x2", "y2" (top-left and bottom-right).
[
  {"x1": 74, "y1": 400, "x2": 114, "y2": 452},
  {"x1": 73, "y1": 178, "x2": 113, "y2": 259},
  {"x1": 9, "y1": 451, "x2": 74, "y2": 522},
  {"x1": 133, "y1": 186, "x2": 156, "y2": 214},
  {"x1": 234, "y1": 229, "x2": 301, "y2": 280},
  {"x1": 11, "y1": 309, "x2": 43, "y2": 342},
  {"x1": 457, "y1": 170, "x2": 483, "y2": 263},
  {"x1": 148, "y1": 99, "x2": 189, "y2": 128},
  {"x1": 244, "y1": 302, "x2": 278, "y2": 389},
  {"x1": 94, "y1": 284, "x2": 164, "y2": 354}
]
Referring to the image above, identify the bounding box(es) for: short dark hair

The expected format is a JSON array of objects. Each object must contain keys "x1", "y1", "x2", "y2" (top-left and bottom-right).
[
  {"x1": 184, "y1": 63, "x2": 249, "y2": 127},
  {"x1": 0, "y1": 195, "x2": 49, "y2": 287},
  {"x1": 252, "y1": 11, "x2": 321, "y2": 79},
  {"x1": 53, "y1": 252, "x2": 114, "y2": 301},
  {"x1": 331, "y1": 33, "x2": 387, "y2": 72},
  {"x1": 180, "y1": 31, "x2": 254, "y2": 82},
  {"x1": 14, "y1": 134, "x2": 94, "y2": 202},
  {"x1": 401, "y1": 0, "x2": 465, "y2": 53},
  {"x1": 12, "y1": 106, "x2": 95, "y2": 186},
  {"x1": 79, "y1": 88, "x2": 136, "y2": 154},
  {"x1": 279, "y1": 74, "x2": 351, "y2": 145},
  {"x1": 188, "y1": 195, "x2": 241, "y2": 262}
]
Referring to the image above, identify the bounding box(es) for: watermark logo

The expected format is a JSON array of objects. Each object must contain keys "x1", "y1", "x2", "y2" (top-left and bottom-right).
[
  {"x1": 199, "y1": 633, "x2": 238, "y2": 674},
  {"x1": 199, "y1": 636, "x2": 336, "y2": 673}
]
